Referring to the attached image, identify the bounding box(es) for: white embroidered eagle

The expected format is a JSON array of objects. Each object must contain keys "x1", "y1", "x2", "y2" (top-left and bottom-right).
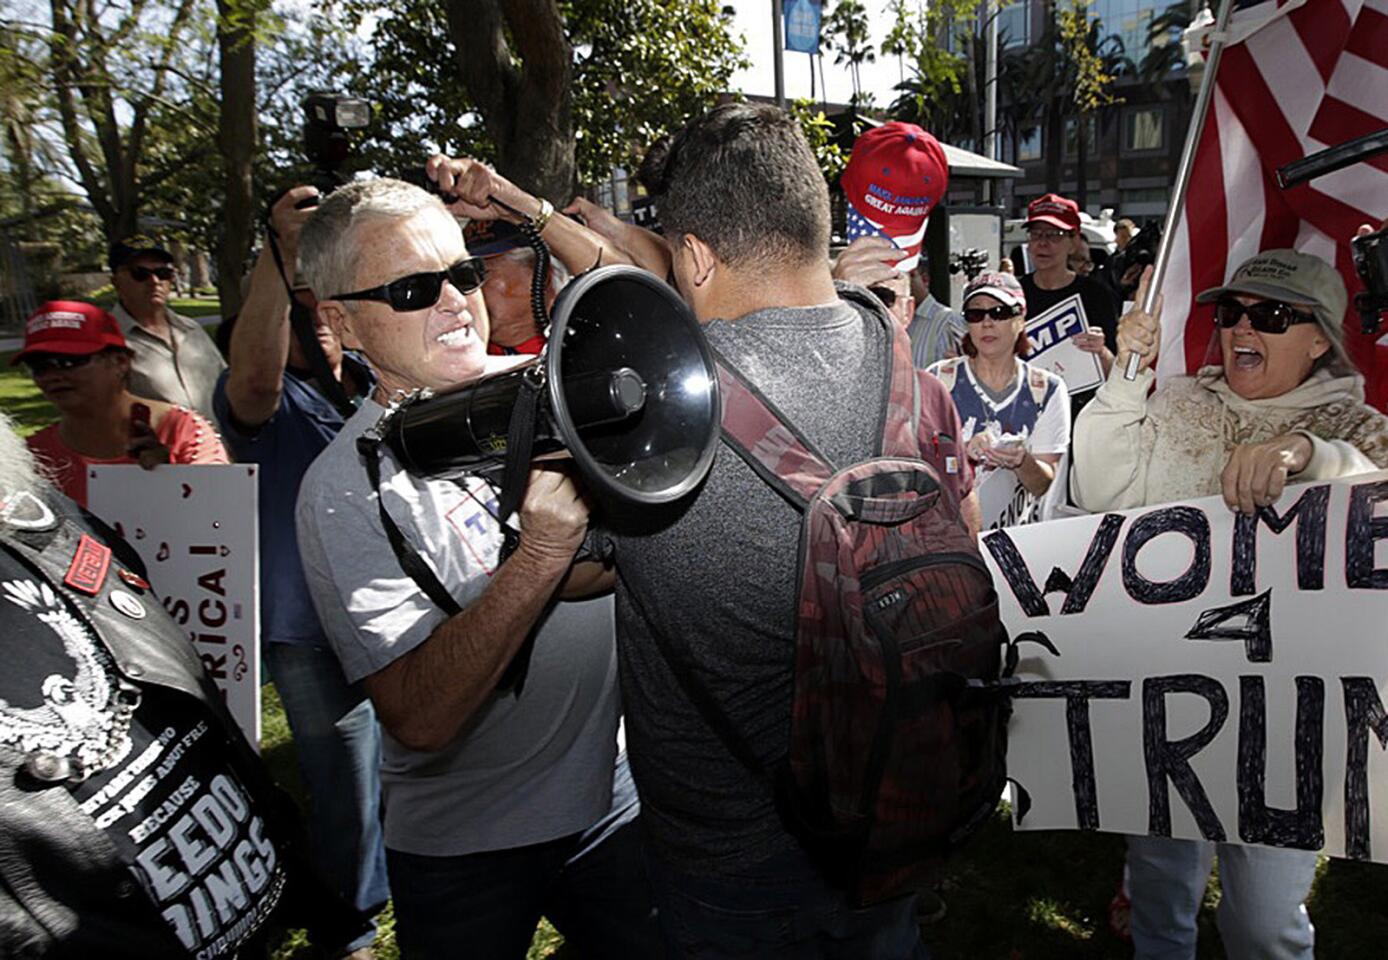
[{"x1": 1, "y1": 578, "x2": 131, "y2": 773}]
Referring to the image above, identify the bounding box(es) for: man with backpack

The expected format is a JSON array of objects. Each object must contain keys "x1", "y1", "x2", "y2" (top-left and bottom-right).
[{"x1": 607, "y1": 102, "x2": 1007, "y2": 958}]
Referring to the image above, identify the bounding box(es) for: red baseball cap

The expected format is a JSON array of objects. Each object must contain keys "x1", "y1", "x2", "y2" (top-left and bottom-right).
[
  {"x1": 1026, "y1": 193, "x2": 1081, "y2": 233},
  {"x1": 841, "y1": 122, "x2": 949, "y2": 271},
  {"x1": 11, "y1": 300, "x2": 128, "y2": 365}
]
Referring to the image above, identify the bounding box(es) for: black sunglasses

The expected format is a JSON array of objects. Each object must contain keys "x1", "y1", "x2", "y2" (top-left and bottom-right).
[
  {"x1": 23, "y1": 353, "x2": 99, "y2": 375},
  {"x1": 964, "y1": 304, "x2": 1022, "y2": 324},
  {"x1": 333, "y1": 258, "x2": 487, "y2": 312},
  {"x1": 127, "y1": 265, "x2": 175, "y2": 282},
  {"x1": 1214, "y1": 298, "x2": 1319, "y2": 334}
]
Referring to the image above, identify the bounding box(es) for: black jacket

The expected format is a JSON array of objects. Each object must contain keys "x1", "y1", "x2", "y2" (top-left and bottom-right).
[{"x1": 0, "y1": 495, "x2": 367, "y2": 958}]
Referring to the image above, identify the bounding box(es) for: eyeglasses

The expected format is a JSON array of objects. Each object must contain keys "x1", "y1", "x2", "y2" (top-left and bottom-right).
[
  {"x1": 1213, "y1": 298, "x2": 1319, "y2": 334},
  {"x1": 1027, "y1": 229, "x2": 1074, "y2": 244},
  {"x1": 127, "y1": 265, "x2": 175, "y2": 282},
  {"x1": 23, "y1": 353, "x2": 98, "y2": 375},
  {"x1": 868, "y1": 284, "x2": 898, "y2": 309},
  {"x1": 964, "y1": 304, "x2": 1022, "y2": 324},
  {"x1": 333, "y1": 258, "x2": 487, "y2": 312}
]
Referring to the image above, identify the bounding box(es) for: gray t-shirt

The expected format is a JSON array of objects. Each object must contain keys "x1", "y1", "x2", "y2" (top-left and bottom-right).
[
  {"x1": 113, "y1": 303, "x2": 227, "y2": 423},
  {"x1": 297, "y1": 399, "x2": 621, "y2": 856},
  {"x1": 612, "y1": 295, "x2": 888, "y2": 876}
]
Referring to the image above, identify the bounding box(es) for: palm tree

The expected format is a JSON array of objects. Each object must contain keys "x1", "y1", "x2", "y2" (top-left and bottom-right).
[{"x1": 824, "y1": 0, "x2": 876, "y2": 106}]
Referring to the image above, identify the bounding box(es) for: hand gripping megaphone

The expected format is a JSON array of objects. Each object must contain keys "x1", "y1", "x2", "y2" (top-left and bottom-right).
[{"x1": 375, "y1": 264, "x2": 722, "y2": 508}]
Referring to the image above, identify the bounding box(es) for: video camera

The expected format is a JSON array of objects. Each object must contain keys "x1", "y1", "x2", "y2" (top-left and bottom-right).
[
  {"x1": 1276, "y1": 126, "x2": 1388, "y2": 335},
  {"x1": 949, "y1": 248, "x2": 989, "y2": 282},
  {"x1": 301, "y1": 92, "x2": 372, "y2": 195}
]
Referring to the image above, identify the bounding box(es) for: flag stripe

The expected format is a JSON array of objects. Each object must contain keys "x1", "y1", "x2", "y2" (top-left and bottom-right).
[
  {"x1": 1287, "y1": 0, "x2": 1354, "y2": 82},
  {"x1": 1346, "y1": 5, "x2": 1388, "y2": 66}
]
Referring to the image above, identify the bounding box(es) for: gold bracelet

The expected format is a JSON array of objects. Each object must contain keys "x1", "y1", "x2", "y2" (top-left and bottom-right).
[{"x1": 532, "y1": 197, "x2": 555, "y2": 233}]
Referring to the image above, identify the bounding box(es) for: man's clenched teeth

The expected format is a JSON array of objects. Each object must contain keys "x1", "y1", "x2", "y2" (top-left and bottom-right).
[{"x1": 437, "y1": 324, "x2": 474, "y2": 347}]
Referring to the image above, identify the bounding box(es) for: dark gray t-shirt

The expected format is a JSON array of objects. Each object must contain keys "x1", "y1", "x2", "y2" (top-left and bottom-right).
[{"x1": 613, "y1": 295, "x2": 888, "y2": 876}]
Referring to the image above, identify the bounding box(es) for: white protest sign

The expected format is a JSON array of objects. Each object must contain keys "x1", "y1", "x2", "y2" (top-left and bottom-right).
[
  {"x1": 1025, "y1": 294, "x2": 1104, "y2": 395},
  {"x1": 88, "y1": 465, "x2": 261, "y2": 748},
  {"x1": 975, "y1": 467, "x2": 1039, "y2": 532},
  {"x1": 981, "y1": 474, "x2": 1388, "y2": 863}
]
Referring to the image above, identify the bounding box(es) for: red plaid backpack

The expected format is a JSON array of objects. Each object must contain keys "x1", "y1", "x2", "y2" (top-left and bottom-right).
[{"x1": 708, "y1": 303, "x2": 1013, "y2": 906}]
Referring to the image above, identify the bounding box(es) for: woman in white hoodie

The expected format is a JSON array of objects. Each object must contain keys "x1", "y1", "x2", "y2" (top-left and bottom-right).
[{"x1": 1072, "y1": 250, "x2": 1388, "y2": 960}]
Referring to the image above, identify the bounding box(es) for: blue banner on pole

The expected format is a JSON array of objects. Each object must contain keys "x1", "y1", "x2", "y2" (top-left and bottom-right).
[{"x1": 785, "y1": 0, "x2": 822, "y2": 53}]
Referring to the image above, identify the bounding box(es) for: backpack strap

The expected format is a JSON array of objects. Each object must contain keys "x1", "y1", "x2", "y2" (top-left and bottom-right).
[
  {"x1": 934, "y1": 357, "x2": 962, "y2": 392},
  {"x1": 836, "y1": 283, "x2": 920, "y2": 462},
  {"x1": 714, "y1": 348, "x2": 835, "y2": 511}
]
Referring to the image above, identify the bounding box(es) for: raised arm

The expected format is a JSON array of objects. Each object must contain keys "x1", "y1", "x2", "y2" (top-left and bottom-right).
[
  {"x1": 564, "y1": 196, "x2": 672, "y2": 278},
  {"x1": 1071, "y1": 270, "x2": 1162, "y2": 512},
  {"x1": 425, "y1": 155, "x2": 635, "y2": 275},
  {"x1": 224, "y1": 186, "x2": 319, "y2": 430}
]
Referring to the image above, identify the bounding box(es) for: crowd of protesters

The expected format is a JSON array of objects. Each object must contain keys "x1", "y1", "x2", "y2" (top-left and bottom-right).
[{"x1": 3, "y1": 102, "x2": 1387, "y2": 960}]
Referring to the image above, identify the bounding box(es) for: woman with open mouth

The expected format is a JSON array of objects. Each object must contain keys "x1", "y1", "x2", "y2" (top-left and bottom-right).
[{"x1": 1070, "y1": 249, "x2": 1388, "y2": 959}]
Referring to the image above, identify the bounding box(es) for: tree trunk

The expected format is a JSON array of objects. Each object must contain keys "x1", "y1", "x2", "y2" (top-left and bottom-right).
[
  {"x1": 216, "y1": 0, "x2": 258, "y2": 317},
  {"x1": 445, "y1": 0, "x2": 575, "y2": 201}
]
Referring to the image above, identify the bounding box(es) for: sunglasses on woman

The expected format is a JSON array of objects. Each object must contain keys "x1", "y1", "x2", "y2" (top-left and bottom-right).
[
  {"x1": 127, "y1": 265, "x2": 175, "y2": 282},
  {"x1": 1213, "y1": 298, "x2": 1319, "y2": 334},
  {"x1": 963, "y1": 304, "x2": 1022, "y2": 324},
  {"x1": 22, "y1": 353, "x2": 99, "y2": 375},
  {"x1": 333, "y1": 257, "x2": 488, "y2": 312}
]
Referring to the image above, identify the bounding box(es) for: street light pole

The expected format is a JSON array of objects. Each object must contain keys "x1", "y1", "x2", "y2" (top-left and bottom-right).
[{"x1": 773, "y1": 0, "x2": 787, "y2": 108}]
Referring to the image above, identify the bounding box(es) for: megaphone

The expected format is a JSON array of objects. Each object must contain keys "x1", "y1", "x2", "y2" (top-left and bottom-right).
[{"x1": 379, "y1": 265, "x2": 722, "y2": 507}]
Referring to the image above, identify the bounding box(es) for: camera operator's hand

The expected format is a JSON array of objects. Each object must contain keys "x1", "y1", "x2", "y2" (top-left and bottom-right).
[
  {"x1": 832, "y1": 236, "x2": 906, "y2": 289},
  {"x1": 425, "y1": 154, "x2": 540, "y2": 224},
  {"x1": 269, "y1": 186, "x2": 319, "y2": 264}
]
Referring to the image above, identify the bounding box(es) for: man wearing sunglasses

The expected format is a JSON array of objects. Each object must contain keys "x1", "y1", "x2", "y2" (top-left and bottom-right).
[
  {"x1": 294, "y1": 175, "x2": 660, "y2": 958},
  {"x1": 109, "y1": 236, "x2": 226, "y2": 423},
  {"x1": 1073, "y1": 250, "x2": 1388, "y2": 959}
]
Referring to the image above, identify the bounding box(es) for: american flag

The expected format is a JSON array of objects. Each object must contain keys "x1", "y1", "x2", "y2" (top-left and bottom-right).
[
  {"x1": 1155, "y1": 0, "x2": 1388, "y2": 406},
  {"x1": 846, "y1": 202, "x2": 925, "y2": 271}
]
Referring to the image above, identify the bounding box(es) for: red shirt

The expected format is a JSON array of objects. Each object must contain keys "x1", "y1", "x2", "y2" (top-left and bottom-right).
[{"x1": 26, "y1": 407, "x2": 230, "y2": 507}]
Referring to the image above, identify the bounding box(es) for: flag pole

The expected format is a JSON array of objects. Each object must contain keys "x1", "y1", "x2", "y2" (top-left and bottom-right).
[{"x1": 1124, "y1": 0, "x2": 1236, "y2": 380}]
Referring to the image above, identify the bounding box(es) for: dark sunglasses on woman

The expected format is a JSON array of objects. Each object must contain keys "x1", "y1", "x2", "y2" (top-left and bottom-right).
[
  {"x1": 22, "y1": 353, "x2": 99, "y2": 375},
  {"x1": 127, "y1": 265, "x2": 176, "y2": 282},
  {"x1": 963, "y1": 304, "x2": 1022, "y2": 324},
  {"x1": 1214, "y1": 297, "x2": 1319, "y2": 334},
  {"x1": 333, "y1": 257, "x2": 488, "y2": 312}
]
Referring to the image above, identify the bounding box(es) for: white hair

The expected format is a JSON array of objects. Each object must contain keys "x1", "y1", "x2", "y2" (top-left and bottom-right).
[
  {"x1": 298, "y1": 177, "x2": 454, "y2": 304},
  {"x1": 500, "y1": 246, "x2": 570, "y2": 296},
  {"x1": 0, "y1": 410, "x2": 47, "y2": 530}
]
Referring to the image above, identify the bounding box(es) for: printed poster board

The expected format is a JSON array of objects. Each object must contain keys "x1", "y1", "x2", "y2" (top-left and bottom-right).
[
  {"x1": 981, "y1": 475, "x2": 1388, "y2": 862},
  {"x1": 89, "y1": 465, "x2": 261, "y2": 748},
  {"x1": 1025, "y1": 294, "x2": 1105, "y2": 395}
]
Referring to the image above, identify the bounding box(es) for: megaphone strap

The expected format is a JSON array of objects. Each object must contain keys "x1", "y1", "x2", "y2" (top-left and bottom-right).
[{"x1": 357, "y1": 432, "x2": 536, "y2": 699}]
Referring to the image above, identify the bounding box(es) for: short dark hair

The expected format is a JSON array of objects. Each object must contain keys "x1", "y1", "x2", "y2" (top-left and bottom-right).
[{"x1": 655, "y1": 103, "x2": 829, "y2": 267}]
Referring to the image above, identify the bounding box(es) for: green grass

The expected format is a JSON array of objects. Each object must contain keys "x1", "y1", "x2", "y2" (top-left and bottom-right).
[{"x1": 5, "y1": 345, "x2": 1387, "y2": 958}]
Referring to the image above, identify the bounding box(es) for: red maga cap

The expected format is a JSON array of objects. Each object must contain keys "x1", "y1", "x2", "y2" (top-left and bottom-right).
[
  {"x1": 841, "y1": 122, "x2": 949, "y2": 271},
  {"x1": 11, "y1": 300, "x2": 127, "y2": 365},
  {"x1": 1025, "y1": 193, "x2": 1081, "y2": 233}
]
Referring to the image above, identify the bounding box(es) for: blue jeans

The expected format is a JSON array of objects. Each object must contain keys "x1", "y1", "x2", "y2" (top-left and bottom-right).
[
  {"x1": 646, "y1": 844, "x2": 930, "y2": 960},
  {"x1": 1126, "y1": 834, "x2": 1316, "y2": 960},
  {"x1": 265, "y1": 642, "x2": 390, "y2": 952},
  {"x1": 386, "y1": 756, "x2": 661, "y2": 959}
]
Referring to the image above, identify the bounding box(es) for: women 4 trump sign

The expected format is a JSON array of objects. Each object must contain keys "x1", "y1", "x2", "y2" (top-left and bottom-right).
[{"x1": 982, "y1": 474, "x2": 1388, "y2": 862}]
